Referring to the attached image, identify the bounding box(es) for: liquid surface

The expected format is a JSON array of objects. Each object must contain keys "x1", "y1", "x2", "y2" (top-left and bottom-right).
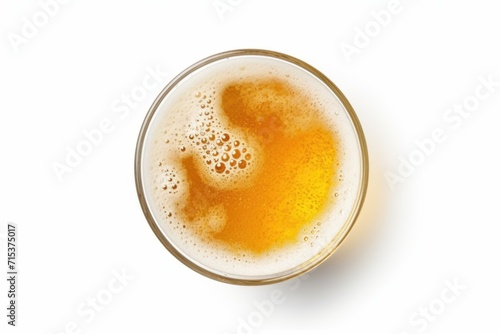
[{"x1": 180, "y1": 78, "x2": 340, "y2": 254}]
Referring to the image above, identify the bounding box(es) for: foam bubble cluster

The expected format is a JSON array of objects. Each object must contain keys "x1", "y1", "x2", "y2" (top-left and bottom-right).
[
  {"x1": 155, "y1": 165, "x2": 179, "y2": 194},
  {"x1": 184, "y1": 91, "x2": 253, "y2": 176}
]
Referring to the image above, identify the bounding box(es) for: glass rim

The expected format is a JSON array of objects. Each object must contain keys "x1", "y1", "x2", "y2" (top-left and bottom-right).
[{"x1": 134, "y1": 49, "x2": 369, "y2": 285}]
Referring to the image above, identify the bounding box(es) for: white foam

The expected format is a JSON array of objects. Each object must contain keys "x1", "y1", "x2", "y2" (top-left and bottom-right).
[{"x1": 141, "y1": 54, "x2": 364, "y2": 278}]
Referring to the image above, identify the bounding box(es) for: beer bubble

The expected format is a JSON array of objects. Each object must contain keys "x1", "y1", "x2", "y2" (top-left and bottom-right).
[
  {"x1": 215, "y1": 162, "x2": 226, "y2": 173},
  {"x1": 221, "y1": 133, "x2": 230, "y2": 142},
  {"x1": 244, "y1": 153, "x2": 251, "y2": 160},
  {"x1": 229, "y1": 159, "x2": 237, "y2": 167},
  {"x1": 216, "y1": 139, "x2": 223, "y2": 146},
  {"x1": 233, "y1": 140, "x2": 240, "y2": 147},
  {"x1": 209, "y1": 134, "x2": 216, "y2": 141},
  {"x1": 238, "y1": 160, "x2": 247, "y2": 169},
  {"x1": 188, "y1": 134, "x2": 195, "y2": 140},
  {"x1": 232, "y1": 149, "x2": 241, "y2": 159},
  {"x1": 224, "y1": 144, "x2": 231, "y2": 152},
  {"x1": 201, "y1": 138, "x2": 207, "y2": 144},
  {"x1": 179, "y1": 146, "x2": 186, "y2": 152},
  {"x1": 221, "y1": 153, "x2": 230, "y2": 162}
]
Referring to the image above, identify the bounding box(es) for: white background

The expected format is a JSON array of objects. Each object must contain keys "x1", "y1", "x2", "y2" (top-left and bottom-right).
[{"x1": 1, "y1": 0, "x2": 499, "y2": 333}]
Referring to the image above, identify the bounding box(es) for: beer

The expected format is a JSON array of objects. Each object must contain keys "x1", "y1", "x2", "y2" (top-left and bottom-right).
[{"x1": 135, "y1": 50, "x2": 368, "y2": 284}]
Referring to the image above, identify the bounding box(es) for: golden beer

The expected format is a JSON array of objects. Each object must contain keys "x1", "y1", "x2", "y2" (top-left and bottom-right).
[{"x1": 135, "y1": 50, "x2": 368, "y2": 284}]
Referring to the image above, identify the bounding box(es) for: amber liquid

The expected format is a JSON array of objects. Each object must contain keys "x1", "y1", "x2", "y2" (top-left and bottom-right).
[{"x1": 178, "y1": 78, "x2": 340, "y2": 254}]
